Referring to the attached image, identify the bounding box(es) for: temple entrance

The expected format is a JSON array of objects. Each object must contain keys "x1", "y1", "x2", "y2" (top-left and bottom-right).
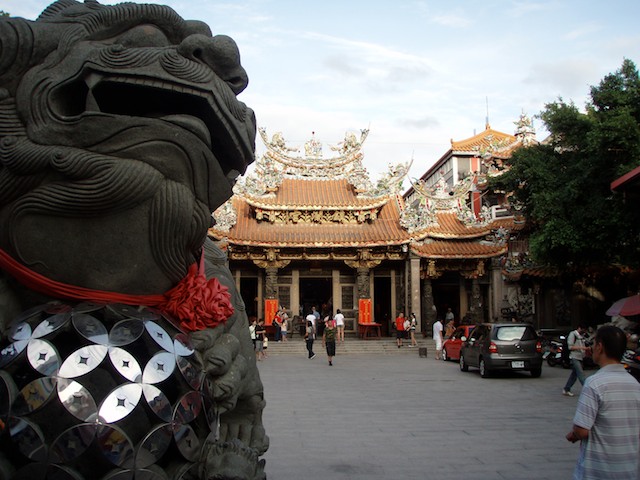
[
  {"x1": 299, "y1": 277, "x2": 332, "y2": 318},
  {"x1": 374, "y1": 277, "x2": 392, "y2": 335},
  {"x1": 433, "y1": 275, "x2": 460, "y2": 325},
  {"x1": 240, "y1": 277, "x2": 258, "y2": 319}
]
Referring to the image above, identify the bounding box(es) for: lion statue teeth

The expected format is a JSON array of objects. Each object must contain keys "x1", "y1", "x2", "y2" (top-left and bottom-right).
[{"x1": 0, "y1": 2, "x2": 267, "y2": 479}]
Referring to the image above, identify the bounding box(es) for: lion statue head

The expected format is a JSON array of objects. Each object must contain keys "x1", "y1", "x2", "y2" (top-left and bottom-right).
[
  {"x1": 0, "y1": 2, "x2": 268, "y2": 479},
  {"x1": 0, "y1": 0, "x2": 255, "y2": 296}
]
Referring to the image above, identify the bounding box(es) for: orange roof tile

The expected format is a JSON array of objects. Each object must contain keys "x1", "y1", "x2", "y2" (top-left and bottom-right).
[
  {"x1": 411, "y1": 239, "x2": 508, "y2": 259},
  {"x1": 211, "y1": 196, "x2": 411, "y2": 247},
  {"x1": 413, "y1": 213, "x2": 521, "y2": 240},
  {"x1": 245, "y1": 178, "x2": 385, "y2": 210},
  {"x1": 451, "y1": 125, "x2": 516, "y2": 153}
]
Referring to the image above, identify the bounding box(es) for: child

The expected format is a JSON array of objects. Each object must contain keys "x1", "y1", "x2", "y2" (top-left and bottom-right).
[{"x1": 262, "y1": 335, "x2": 269, "y2": 358}]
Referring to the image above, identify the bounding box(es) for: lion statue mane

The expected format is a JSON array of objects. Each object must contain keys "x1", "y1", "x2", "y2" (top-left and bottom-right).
[{"x1": 0, "y1": 1, "x2": 267, "y2": 479}]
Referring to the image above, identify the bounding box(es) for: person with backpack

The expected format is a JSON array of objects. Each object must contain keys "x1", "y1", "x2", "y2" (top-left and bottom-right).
[{"x1": 563, "y1": 323, "x2": 590, "y2": 397}]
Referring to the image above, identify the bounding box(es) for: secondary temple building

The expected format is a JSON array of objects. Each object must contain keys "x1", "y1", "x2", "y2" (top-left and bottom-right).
[{"x1": 209, "y1": 117, "x2": 537, "y2": 335}]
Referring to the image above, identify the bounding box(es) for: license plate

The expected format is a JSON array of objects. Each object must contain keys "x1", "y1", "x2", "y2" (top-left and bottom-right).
[{"x1": 511, "y1": 361, "x2": 525, "y2": 369}]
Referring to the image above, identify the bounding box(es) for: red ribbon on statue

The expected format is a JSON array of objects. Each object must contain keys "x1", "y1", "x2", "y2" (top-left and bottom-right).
[
  {"x1": 0, "y1": 247, "x2": 233, "y2": 332},
  {"x1": 158, "y1": 252, "x2": 234, "y2": 331}
]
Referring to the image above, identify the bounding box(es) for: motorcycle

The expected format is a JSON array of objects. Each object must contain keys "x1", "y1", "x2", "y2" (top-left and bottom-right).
[
  {"x1": 622, "y1": 347, "x2": 640, "y2": 382},
  {"x1": 544, "y1": 336, "x2": 571, "y2": 368}
]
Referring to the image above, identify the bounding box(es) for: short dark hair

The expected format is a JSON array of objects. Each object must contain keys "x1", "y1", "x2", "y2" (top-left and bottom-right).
[{"x1": 594, "y1": 325, "x2": 627, "y2": 361}]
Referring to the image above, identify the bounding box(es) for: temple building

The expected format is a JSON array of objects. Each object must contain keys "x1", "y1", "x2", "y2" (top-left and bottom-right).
[{"x1": 209, "y1": 117, "x2": 536, "y2": 335}]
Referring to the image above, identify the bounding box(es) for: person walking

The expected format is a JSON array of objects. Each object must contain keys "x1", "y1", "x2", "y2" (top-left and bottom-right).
[
  {"x1": 395, "y1": 312, "x2": 406, "y2": 348},
  {"x1": 566, "y1": 325, "x2": 640, "y2": 479},
  {"x1": 433, "y1": 318, "x2": 444, "y2": 360},
  {"x1": 334, "y1": 309, "x2": 345, "y2": 343},
  {"x1": 563, "y1": 323, "x2": 590, "y2": 397},
  {"x1": 281, "y1": 312, "x2": 288, "y2": 342},
  {"x1": 255, "y1": 319, "x2": 265, "y2": 361},
  {"x1": 249, "y1": 317, "x2": 257, "y2": 350},
  {"x1": 409, "y1": 312, "x2": 418, "y2": 347},
  {"x1": 323, "y1": 316, "x2": 337, "y2": 366},
  {"x1": 273, "y1": 311, "x2": 282, "y2": 342},
  {"x1": 304, "y1": 319, "x2": 316, "y2": 359}
]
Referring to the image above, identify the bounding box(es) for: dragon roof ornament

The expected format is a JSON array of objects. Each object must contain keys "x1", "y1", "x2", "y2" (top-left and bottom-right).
[
  {"x1": 401, "y1": 175, "x2": 492, "y2": 234},
  {"x1": 235, "y1": 128, "x2": 409, "y2": 198}
]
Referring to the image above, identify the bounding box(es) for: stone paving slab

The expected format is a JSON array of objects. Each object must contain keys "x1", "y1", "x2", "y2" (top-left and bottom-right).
[{"x1": 257, "y1": 350, "x2": 592, "y2": 479}]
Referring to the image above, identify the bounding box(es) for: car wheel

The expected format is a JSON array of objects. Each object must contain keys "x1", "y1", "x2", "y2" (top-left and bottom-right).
[
  {"x1": 459, "y1": 354, "x2": 468, "y2": 372},
  {"x1": 480, "y1": 358, "x2": 490, "y2": 378},
  {"x1": 442, "y1": 348, "x2": 448, "y2": 362},
  {"x1": 530, "y1": 367, "x2": 542, "y2": 378}
]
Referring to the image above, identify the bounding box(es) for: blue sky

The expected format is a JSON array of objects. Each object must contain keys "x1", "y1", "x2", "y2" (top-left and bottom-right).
[{"x1": 7, "y1": 0, "x2": 640, "y2": 181}]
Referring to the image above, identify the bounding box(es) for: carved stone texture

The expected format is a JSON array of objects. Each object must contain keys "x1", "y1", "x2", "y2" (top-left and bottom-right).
[
  {"x1": 265, "y1": 267, "x2": 279, "y2": 299},
  {"x1": 0, "y1": 1, "x2": 266, "y2": 479},
  {"x1": 422, "y1": 278, "x2": 437, "y2": 325},
  {"x1": 0, "y1": 0, "x2": 255, "y2": 295},
  {"x1": 356, "y1": 267, "x2": 371, "y2": 299}
]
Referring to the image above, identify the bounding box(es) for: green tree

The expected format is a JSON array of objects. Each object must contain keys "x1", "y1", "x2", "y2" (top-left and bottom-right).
[{"x1": 492, "y1": 59, "x2": 640, "y2": 269}]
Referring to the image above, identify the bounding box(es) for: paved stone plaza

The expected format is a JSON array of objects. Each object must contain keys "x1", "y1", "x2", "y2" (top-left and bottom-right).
[{"x1": 258, "y1": 346, "x2": 592, "y2": 479}]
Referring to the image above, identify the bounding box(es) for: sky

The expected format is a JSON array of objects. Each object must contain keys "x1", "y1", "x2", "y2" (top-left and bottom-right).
[{"x1": 6, "y1": 0, "x2": 640, "y2": 183}]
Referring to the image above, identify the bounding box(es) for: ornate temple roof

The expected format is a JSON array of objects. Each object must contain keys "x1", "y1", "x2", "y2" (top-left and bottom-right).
[
  {"x1": 218, "y1": 193, "x2": 410, "y2": 248},
  {"x1": 451, "y1": 123, "x2": 516, "y2": 153},
  {"x1": 209, "y1": 128, "x2": 525, "y2": 262}
]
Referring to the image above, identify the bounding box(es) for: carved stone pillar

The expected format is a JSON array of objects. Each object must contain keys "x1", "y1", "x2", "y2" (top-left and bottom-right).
[
  {"x1": 356, "y1": 267, "x2": 370, "y2": 299},
  {"x1": 421, "y1": 259, "x2": 441, "y2": 330},
  {"x1": 253, "y1": 249, "x2": 290, "y2": 302},
  {"x1": 471, "y1": 277, "x2": 482, "y2": 324},
  {"x1": 421, "y1": 277, "x2": 435, "y2": 332},
  {"x1": 265, "y1": 266, "x2": 278, "y2": 299}
]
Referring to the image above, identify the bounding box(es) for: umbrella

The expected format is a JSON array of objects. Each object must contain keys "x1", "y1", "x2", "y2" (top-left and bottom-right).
[{"x1": 606, "y1": 294, "x2": 640, "y2": 316}]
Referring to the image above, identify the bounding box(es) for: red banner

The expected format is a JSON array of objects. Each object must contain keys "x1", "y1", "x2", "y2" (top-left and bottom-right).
[
  {"x1": 358, "y1": 298, "x2": 372, "y2": 323},
  {"x1": 264, "y1": 299, "x2": 279, "y2": 326}
]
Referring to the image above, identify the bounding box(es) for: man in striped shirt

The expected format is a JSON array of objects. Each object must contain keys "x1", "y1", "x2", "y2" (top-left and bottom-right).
[{"x1": 566, "y1": 325, "x2": 640, "y2": 479}]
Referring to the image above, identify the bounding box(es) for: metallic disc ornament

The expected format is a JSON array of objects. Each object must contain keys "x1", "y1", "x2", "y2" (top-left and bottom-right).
[{"x1": 0, "y1": 302, "x2": 211, "y2": 479}]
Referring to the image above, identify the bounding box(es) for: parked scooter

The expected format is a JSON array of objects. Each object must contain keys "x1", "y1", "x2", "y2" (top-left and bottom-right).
[
  {"x1": 545, "y1": 336, "x2": 571, "y2": 368},
  {"x1": 623, "y1": 347, "x2": 640, "y2": 382}
]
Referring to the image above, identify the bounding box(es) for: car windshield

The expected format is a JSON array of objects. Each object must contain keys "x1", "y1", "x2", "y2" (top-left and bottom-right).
[{"x1": 495, "y1": 326, "x2": 536, "y2": 341}]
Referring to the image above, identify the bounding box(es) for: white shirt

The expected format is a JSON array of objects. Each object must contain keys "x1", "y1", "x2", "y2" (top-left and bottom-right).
[
  {"x1": 306, "y1": 313, "x2": 316, "y2": 328},
  {"x1": 334, "y1": 312, "x2": 345, "y2": 326},
  {"x1": 433, "y1": 320, "x2": 443, "y2": 339}
]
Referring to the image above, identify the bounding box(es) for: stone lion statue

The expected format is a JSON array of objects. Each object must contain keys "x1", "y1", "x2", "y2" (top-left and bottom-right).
[{"x1": 0, "y1": 1, "x2": 267, "y2": 479}]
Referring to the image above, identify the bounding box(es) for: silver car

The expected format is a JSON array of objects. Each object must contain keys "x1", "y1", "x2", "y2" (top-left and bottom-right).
[{"x1": 459, "y1": 323, "x2": 543, "y2": 378}]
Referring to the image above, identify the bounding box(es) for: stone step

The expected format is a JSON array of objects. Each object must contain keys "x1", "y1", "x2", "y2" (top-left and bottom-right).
[{"x1": 263, "y1": 338, "x2": 437, "y2": 356}]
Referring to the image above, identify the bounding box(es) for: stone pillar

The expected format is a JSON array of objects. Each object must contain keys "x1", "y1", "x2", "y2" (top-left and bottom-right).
[
  {"x1": 332, "y1": 269, "x2": 340, "y2": 312},
  {"x1": 490, "y1": 258, "x2": 503, "y2": 322},
  {"x1": 410, "y1": 256, "x2": 422, "y2": 332},
  {"x1": 292, "y1": 269, "x2": 300, "y2": 319},
  {"x1": 422, "y1": 277, "x2": 436, "y2": 333},
  {"x1": 265, "y1": 266, "x2": 278, "y2": 299},
  {"x1": 357, "y1": 267, "x2": 370, "y2": 299},
  {"x1": 471, "y1": 277, "x2": 483, "y2": 324}
]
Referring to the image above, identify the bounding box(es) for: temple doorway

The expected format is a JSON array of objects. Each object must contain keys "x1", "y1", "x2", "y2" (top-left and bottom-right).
[
  {"x1": 374, "y1": 277, "x2": 392, "y2": 335},
  {"x1": 433, "y1": 274, "x2": 460, "y2": 325},
  {"x1": 299, "y1": 277, "x2": 332, "y2": 318},
  {"x1": 240, "y1": 277, "x2": 258, "y2": 319}
]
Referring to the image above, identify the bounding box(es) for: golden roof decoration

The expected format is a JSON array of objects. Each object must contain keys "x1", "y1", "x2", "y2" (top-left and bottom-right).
[
  {"x1": 401, "y1": 175, "x2": 493, "y2": 235},
  {"x1": 479, "y1": 112, "x2": 537, "y2": 178},
  {"x1": 213, "y1": 129, "x2": 411, "y2": 231}
]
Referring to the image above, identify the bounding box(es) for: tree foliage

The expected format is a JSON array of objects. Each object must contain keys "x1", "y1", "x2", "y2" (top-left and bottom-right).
[{"x1": 491, "y1": 59, "x2": 640, "y2": 269}]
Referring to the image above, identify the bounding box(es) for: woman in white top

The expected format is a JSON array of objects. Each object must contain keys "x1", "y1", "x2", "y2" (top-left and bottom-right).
[{"x1": 334, "y1": 309, "x2": 345, "y2": 343}]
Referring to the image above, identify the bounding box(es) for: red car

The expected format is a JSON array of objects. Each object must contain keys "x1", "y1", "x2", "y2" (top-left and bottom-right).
[{"x1": 442, "y1": 325, "x2": 476, "y2": 361}]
